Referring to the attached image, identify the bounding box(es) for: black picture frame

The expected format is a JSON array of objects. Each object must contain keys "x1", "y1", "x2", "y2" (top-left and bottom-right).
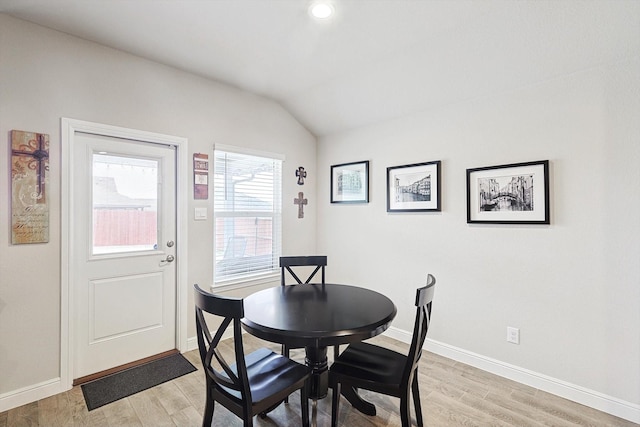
[
  {"x1": 330, "y1": 160, "x2": 369, "y2": 203},
  {"x1": 386, "y1": 161, "x2": 441, "y2": 212},
  {"x1": 466, "y1": 160, "x2": 550, "y2": 224}
]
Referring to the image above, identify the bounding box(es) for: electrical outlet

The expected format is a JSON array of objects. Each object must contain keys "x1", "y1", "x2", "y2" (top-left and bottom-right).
[{"x1": 507, "y1": 327, "x2": 520, "y2": 344}]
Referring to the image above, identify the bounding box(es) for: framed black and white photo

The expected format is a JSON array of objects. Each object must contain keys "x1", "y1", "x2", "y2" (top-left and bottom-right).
[
  {"x1": 466, "y1": 160, "x2": 549, "y2": 224},
  {"x1": 331, "y1": 160, "x2": 369, "y2": 203},
  {"x1": 387, "y1": 161, "x2": 441, "y2": 212}
]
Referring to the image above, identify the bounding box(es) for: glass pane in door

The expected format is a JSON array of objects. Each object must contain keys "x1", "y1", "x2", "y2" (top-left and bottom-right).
[{"x1": 92, "y1": 153, "x2": 158, "y2": 255}]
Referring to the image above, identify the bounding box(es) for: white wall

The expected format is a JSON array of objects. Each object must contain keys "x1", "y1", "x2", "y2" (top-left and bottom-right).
[
  {"x1": 317, "y1": 57, "x2": 640, "y2": 421},
  {"x1": 0, "y1": 14, "x2": 317, "y2": 406}
]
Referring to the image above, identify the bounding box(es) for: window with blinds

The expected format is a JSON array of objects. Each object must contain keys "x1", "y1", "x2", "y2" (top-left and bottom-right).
[{"x1": 213, "y1": 146, "x2": 282, "y2": 284}]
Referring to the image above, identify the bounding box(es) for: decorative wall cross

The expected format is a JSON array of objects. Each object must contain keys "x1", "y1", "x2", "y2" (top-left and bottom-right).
[
  {"x1": 11, "y1": 132, "x2": 49, "y2": 198},
  {"x1": 296, "y1": 166, "x2": 307, "y2": 185},
  {"x1": 294, "y1": 192, "x2": 308, "y2": 219}
]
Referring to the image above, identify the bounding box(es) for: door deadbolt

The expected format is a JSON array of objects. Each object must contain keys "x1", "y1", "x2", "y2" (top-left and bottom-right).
[{"x1": 166, "y1": 240, "x2": 175, "y2": 247}]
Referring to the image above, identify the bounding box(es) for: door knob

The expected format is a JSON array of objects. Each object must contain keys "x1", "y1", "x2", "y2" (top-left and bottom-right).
[{"x1": 161, "y1": 254, "x2": 175, "y2": 264}]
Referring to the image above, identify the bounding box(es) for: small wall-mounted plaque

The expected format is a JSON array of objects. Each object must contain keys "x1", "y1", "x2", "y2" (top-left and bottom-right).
[{"x1": 194, "y1": 153, "x2": 209, "y2": 200}]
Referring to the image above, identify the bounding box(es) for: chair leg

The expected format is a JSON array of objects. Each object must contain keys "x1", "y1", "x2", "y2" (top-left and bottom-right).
[
  {"x1": 301, "y1": 384, "x2": 310, "y2": 427},
  {"x1": 242, "y1": 400, "x2": 254, "y2": 427},
  {"x1": 331, "y1": 382, "x2": 341, "y2": 427},
  {"x1": 283, "y1": 344, "x2": 290, "y2": 403},
  {"x1": 412, "y1": 375, "x2": 424, "y2": 427},
  {"x1": 202, "y1": 383, "x2": 214, "y2": 427},
  {"x1": 399, "y1": 387, "x2": 411, "y2": 427}
]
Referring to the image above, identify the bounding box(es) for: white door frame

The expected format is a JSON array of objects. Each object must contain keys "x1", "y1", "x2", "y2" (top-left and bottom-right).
[{"x1": 61, "y1": 118, "x2": 189, "y2": 389}]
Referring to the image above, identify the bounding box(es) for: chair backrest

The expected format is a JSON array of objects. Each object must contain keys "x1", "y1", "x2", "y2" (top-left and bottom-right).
[
  {"x1": 403, "y1": 274, "x2": 436, "y2": 384},
  {"x1": 194, "y1": 284, "x2": 251, "y2": 402},
  {"x1": 280, "y1": 255, "x2": 327, "y2": 286}
]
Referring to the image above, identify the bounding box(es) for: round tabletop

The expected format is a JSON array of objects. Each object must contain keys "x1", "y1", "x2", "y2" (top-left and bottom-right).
[{"x1": 241, "y1": 283, "x2": 397, "y2": 349}]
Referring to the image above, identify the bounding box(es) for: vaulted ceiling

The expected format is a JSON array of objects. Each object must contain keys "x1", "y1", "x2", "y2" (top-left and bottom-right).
[{"x1": 1, "y1": 0, "x2": 638, "y2": 136}]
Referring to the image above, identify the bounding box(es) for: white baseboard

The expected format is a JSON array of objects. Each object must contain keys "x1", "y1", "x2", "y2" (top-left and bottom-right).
[
  {"x1": 186, "y1": 336, "x2": 199, "y2": 352},
  {"x1": 384, "y1": 326, "x2": 640, "y2": 424},
  {"x1": 0, "y1": 378, "x2": 68, "y2": 413}
]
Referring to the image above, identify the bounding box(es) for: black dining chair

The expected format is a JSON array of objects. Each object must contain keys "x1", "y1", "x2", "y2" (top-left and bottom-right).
[
  {"x1": 194, "y1": 284, "x2": 311, "y2": 427},
  {"x1": 328, "y1": 274, "x2": 436, "y2": 427},
  {"x1": 279, "y1": 255, "x2": 336, "y2": 403},
  {"x1": 279, "y1": 255, "x2": 340, "y2": 358}
]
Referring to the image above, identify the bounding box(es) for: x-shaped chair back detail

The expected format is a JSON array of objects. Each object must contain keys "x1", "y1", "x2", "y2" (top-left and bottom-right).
[{"x1": 280, "y1": 255, "x2": 327, "y2": 286}]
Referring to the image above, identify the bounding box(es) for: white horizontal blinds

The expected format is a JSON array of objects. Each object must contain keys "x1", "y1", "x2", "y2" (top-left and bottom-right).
[{"x1": 213, "y1": 147, "x2": 282, "y2": 284}]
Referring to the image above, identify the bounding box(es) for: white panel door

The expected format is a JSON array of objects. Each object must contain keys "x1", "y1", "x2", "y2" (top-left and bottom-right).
[{"x1": 73, "y1": 132, "x2": 177, "y2": 378}]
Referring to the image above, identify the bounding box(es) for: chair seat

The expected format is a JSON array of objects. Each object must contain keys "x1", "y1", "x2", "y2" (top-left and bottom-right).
[
  {"x1": 330, "y1": 342, "x2": 407, "y2": 393},
  {"x1": 218, "y1": 348, "x2": 310, "y2": 404}
]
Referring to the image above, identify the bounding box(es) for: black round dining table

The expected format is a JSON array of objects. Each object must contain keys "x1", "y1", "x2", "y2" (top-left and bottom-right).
[{"x1": 241, "y1": 283, "x2": 397, "y2": 405}]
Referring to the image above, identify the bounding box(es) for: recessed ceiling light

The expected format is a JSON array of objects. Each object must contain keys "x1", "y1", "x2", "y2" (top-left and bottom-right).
[{"x1": 310, "y1": 2, "x2": 334, "y2": 19}]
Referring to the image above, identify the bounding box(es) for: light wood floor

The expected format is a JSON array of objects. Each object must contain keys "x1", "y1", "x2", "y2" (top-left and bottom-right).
[{"x1": 1, "y1": 334, "x2": 636, "y2": 427}]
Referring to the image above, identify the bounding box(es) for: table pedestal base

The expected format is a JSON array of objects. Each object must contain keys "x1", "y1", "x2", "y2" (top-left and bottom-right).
[
  {"x1": 305, "y1": 346, "x2": 328, "y2": 399},
  {"x1": 303, "y1": 345, "x2": 376, "y2": 416},
  {"x1": 342, "y1": 386, "x2": 376, "y2": 416}
]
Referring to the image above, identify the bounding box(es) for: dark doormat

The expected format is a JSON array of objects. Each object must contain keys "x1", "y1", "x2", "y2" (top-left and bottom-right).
[{"x1": 81, "y1": 353, "x2": 197, "y2": 411}]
